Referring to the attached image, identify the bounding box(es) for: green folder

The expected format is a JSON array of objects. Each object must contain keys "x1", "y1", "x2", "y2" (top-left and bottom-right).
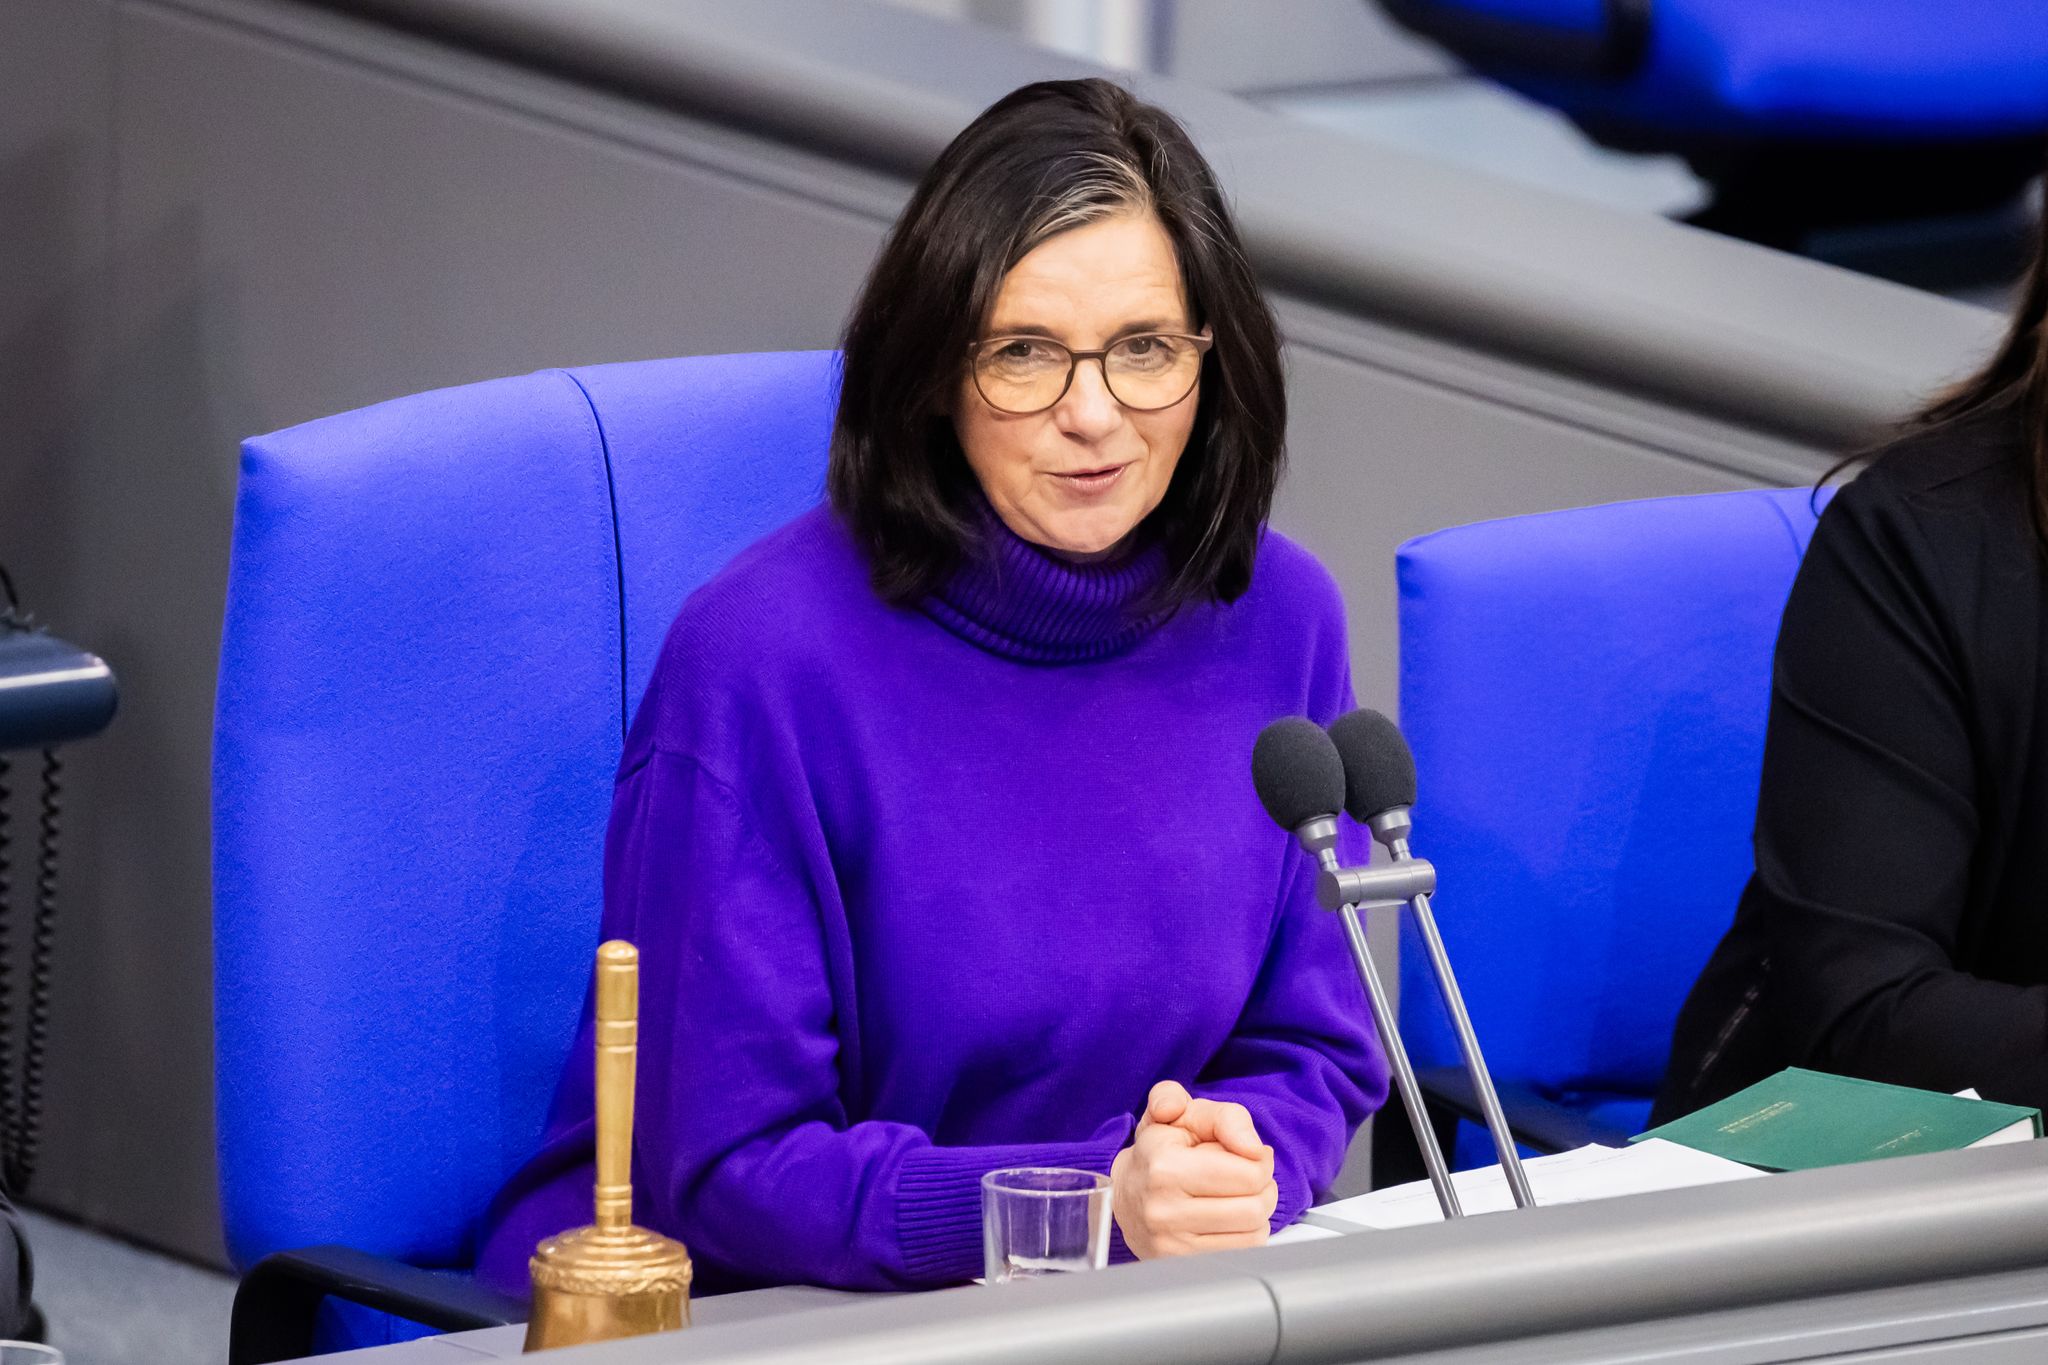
[{"x1": 1630, "y1": 1067, "x2": 2042, "y2": 1172}]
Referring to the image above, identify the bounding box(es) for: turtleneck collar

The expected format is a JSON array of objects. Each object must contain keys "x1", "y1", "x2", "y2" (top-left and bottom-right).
[{"x1": 922, "y1": 500, "x2": 1172, "y2": 664}]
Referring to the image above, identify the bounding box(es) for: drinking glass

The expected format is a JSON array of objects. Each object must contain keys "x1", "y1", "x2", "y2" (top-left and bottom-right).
[
  {"x1": 0, "y1": 1343, "x2": 63, "y2": 1364},
  {"x1": 981, "y1": 1167, "x2": 1112, "y2": 1283}
]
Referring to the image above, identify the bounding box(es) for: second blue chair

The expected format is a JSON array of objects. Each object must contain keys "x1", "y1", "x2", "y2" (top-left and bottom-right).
[{"x1": 1387, "y1": 487, "x2": 1823, "y2": 1170}]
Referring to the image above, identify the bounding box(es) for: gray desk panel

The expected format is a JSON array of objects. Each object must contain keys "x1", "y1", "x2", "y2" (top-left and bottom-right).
[
  {"x1": 1835, "y1": 1332, "x2": 2048, "y2": 1365},
  {"x1": 318, "y1": 1285, "x2": 861, "y2": 1361},
  {"x1": 307, "y1": 1144, "x2": 2048, "y2": 1365},
  {"x1": 317, "y1": 1269, "x2": 2048, "y2": 1365},
  {"x1": 1255, "y1": 1145, "x2": 2048, "y2": 1361},
  {"x1": 1390, "y1": 1267, "x2": 2048, "y2": 1364}
]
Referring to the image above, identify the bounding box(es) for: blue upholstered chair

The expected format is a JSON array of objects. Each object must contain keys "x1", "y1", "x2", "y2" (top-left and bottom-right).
[
  {"x1": 1378, "y1": 1, "x2": 2048, "y2": 246},
  {"x1": 1384, "y1": 488, "x2": 1823, "y2": 1171},
  {"x1": 213, "y1": 352, "x2": 839, "y2": 1361}
]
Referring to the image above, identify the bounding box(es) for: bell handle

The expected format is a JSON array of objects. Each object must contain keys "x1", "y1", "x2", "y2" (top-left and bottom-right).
[{"x1": 593, "y1": 939, "x2": 638, "y2": 1234}]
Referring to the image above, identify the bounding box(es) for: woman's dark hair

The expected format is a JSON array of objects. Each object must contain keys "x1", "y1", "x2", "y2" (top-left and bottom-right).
[
  {"x1": 1856, "y1": 177, "x2": 2048, "y2": 539},
  {"x1": 827, "y1": 78, "x2": 1286, "y2": 607}
]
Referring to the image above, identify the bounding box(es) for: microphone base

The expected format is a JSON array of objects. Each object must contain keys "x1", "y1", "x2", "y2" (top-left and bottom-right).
[{"x1": 1318, "y1": 858, "x2": 1435, "y2": 911}]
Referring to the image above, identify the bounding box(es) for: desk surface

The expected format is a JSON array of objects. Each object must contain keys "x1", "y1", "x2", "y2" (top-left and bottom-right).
[
  {"x1": 314, "y1": 1263, "x2": 2048, "y2": 1365},
  {"x1": 319, "y1": 1284, "x2": 860, "y2": 1361},
  {"x1": 312, "y1": 1142, "x2": 2048, "y2": 1364}
]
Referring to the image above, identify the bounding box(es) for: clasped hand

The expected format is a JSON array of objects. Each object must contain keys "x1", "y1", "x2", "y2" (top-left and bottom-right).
[{"x1": 1109, "y1": 1080, "x2": 1277, "y2": 1258}]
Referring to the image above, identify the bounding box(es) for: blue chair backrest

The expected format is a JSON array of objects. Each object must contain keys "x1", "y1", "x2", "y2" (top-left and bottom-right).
[
  {"x1": 1393, "y1": 488, "x2": 1823, "y2": 1133},
  {"x1": 1384, "y1": 0, "x2": 2048, "y2": 141},
  {"x1": 1381, "y1": 0, "x2": 1630, "y2": 82},
  {"x1": 214, "y1": 352, "x2": 839, "y2": 1271},
  {"x1": 1398, "y1": 0, "x2": 1604, "y2": 29}
]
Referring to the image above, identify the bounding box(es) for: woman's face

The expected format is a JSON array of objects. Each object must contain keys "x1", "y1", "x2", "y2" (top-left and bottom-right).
[{"x1": 954, "y1": 210, "x2": 1200, "y2": 560}]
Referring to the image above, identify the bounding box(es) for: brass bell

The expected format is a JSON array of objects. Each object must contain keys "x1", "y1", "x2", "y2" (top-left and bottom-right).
[{"x1": 524, "y1": 940, "x2": 692, "y2": 1352}]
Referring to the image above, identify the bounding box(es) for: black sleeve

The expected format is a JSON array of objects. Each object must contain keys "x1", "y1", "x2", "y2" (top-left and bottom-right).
[{"x1": 1749, "y1": 471, "x2": 2048, "y2": 1105}]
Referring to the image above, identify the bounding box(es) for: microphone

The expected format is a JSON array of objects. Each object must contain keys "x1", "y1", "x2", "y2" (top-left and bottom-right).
[
  {"x1": 1327, "y1": 707, "x2": 1415, "y2": 848},
  {"x1": 1251, "y1": 717, "x2": 1463, "y2": 1219},
  {"x1": 1250, "y1": 717, "x2": 1345, "y2": 858},
  {"x1": 1325, "y1": 708, "x2": 1534, "y2": 1211}
]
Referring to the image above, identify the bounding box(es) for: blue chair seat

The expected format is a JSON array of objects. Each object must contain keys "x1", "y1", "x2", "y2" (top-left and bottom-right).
[{"x1": 1447, "y1": 1091, "x2": 1650, "y2": 1170}]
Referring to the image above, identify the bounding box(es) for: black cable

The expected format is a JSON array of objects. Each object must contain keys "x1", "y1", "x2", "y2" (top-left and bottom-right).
[
  {"x1": 7, "y1": 750, "x2": 60, "y2": 1194},
  {"x1": 0, "y1": 571, "x2": 22, "y2": 1186},
  {"x1": 0, "y1": 754, "x2": 15, "y2": 1159},
  {"x1": 0, "y1": 564, "x2": 67, "y2": 1192}
]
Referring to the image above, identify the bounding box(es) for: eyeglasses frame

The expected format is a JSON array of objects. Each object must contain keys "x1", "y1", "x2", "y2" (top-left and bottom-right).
[{"x1": 966, "y1": 331, "x2": 1215, "y2": 415}]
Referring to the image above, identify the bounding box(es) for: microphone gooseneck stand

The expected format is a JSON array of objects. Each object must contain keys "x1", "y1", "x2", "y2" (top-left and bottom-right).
[
  {"x1": 1380, "y1": 812, "x2": 1534, "y2": 1209},
  {"x1": 1323, "y1": 812, "x2": 1536, "y2": 1212},
  {"x1": 1254, "y1": 711, "x2": 1537, "y2": 1223},
  {"x1": 1323, "y1": 706, "x2": 1535, "y2": 1212},
  {"x1": 1296, "y1": 815, "x2": 1462, "y2": 1220},
  {"x1": 1250, "y1": 717, "x2": 1463, "y2": 1221}
]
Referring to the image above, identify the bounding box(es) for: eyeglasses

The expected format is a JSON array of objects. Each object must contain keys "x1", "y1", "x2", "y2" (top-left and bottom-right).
[{"x1": 968, "y1": 332, "x2": 1213, "y2": 415}]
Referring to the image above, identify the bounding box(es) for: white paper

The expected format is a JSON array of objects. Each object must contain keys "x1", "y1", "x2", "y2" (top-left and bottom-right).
[
  {"x1": 1267, "y1": 1220, "x2": 1344, "y2": 1246},
  {"x1": 1280, "y1": 1139, "x2": 1765, "y2": 1235}
]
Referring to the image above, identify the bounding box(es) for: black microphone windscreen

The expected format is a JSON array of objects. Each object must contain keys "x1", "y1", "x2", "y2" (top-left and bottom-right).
[
  {"x1": 1251, "y1": 717, "x2": 1346, "y2": 831},
  {"x1": 1328, "y1": 708, "x2": 1417, "y2": 820}
]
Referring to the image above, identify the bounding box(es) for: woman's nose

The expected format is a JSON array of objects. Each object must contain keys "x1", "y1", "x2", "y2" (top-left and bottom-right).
[{"x1": 1055, "y1": 358, "x2": 1123, "y2": 439}]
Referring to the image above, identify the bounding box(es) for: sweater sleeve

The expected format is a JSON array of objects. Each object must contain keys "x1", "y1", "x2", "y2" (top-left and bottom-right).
[
  {"x1": 1748, "y1": 473, "x2": 2048, "y2": 1105},
  {"x1": 1189, "y1": 582, "x2": 1389, "y2": 1224},
  {"x1": 611, "y1": 748, "x2": 1132, "y2": 1290},
  {"x1": 1189, "y1": 824, "x2": 1389, "y2": 1226}
]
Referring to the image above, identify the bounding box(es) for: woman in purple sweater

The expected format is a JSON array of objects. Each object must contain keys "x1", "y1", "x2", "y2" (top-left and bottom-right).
[{"x1": 478, "y1": 78, "x2": 1388, "y2": 1296}]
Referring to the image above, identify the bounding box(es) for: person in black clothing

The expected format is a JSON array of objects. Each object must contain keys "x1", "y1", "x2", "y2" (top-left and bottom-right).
[{"x1": 1653, "y1": 177, "x2": 2048, "y2": 1124}]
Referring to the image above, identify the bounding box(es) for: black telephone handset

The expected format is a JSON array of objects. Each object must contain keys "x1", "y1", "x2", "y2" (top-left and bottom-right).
[{"x1": 0, "y1": 565, "x2": 116, "y2": 1194}]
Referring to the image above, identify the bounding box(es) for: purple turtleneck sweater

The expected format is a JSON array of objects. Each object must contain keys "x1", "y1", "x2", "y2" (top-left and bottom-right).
[{"x1": 475, "y1": 504, "x2": 1388, "y2": 1295}]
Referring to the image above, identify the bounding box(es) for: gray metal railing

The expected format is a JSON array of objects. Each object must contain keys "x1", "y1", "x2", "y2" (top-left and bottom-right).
[
  {"x1": 311, "y1": 0, "x2": 2003, "y2": 445},
  {"x1": 534, "y1": 1141, "x2": 2048, "y2": 1363}
]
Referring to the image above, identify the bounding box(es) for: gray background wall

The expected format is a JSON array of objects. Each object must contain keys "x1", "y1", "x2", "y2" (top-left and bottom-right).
[{"x1": 0, "y1": 0, "x2": 2000, "y2": 1266}]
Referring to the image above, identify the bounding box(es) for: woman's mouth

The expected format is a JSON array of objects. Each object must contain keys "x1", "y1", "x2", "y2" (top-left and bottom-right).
[{"x1": 1052, "y1": 464, "x2": 1128, "y2": 495}]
